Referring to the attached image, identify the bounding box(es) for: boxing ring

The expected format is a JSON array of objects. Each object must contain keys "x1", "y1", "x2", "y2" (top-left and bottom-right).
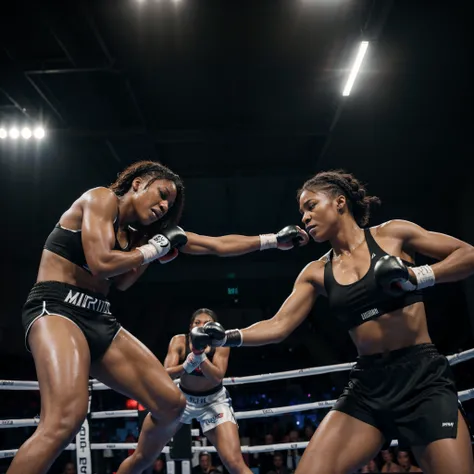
[{"x1": 1, "y1": 348, "x2": 474, "y2": 473}]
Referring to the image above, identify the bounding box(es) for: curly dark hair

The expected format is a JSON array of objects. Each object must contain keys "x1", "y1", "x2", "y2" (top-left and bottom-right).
[
  {"x1": 189, "y1": 308, "x2": 218, "y2": 327},
  {"x1": 109, "y1": 160, "x2": 185, "y2": 236},
  {"x1": 297, "y1": 170, "x2": 380, "y2": 227}
]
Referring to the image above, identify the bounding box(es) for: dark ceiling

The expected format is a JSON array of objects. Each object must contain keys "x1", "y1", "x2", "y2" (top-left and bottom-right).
[{"x1": 0, "y1": 0, "x2": 472, "y2": 361}]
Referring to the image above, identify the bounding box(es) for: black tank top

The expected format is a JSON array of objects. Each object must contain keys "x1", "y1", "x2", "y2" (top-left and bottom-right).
[
  {"x1": 183, "y1": 333, "x2": 215, "y2": 377},
  {"x1": 324, "y1": 228, "x2": 423, "y2": 330},
  {"x1": 44, "y1": 216, "x2": 130, "y2": 274}
]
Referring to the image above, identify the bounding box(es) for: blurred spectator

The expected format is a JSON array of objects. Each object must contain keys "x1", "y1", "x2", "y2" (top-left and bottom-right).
[
  {"x1": 192, "y1": 452, "x2": 216, "y2": 474},
  {"x1": 152, "y1": 456, "x2": 167, "y2": 473},
  {"x1": 302, "y1": 424, "x2": 315, "y2": 441},
  {"x1": 61, "y1": 462, "x2": 76, "y2": 474},
  {"x1": 361, "y1": 459, "x2": 379, "y2": 473},
  {"x1": 381, "y1": 448, "x2": 402, "y2": 472},
  {"x1": 252, "y1": 433, "x2": 276, "y2": 473},
  {"x1": 266, "y1": 453, "x2": 290, "y2": 474},
  {"x1": 285, "y1": 429, "x2": 303, "y2": 471},
  {"x1": 396, "y1": 450, "x2": 422, "y2": 472}
]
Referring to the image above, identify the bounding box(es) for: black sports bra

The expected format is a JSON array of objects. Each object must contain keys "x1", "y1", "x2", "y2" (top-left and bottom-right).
[
  {"x1": 44, "y1": 215, "x2": 130, "y2": 274},
  {"x1": 183, "y1": 333, "x2": 216, "y2": 377},
  {"x1": 324, "y1": 228, "x2": 423, "y2": 331}
]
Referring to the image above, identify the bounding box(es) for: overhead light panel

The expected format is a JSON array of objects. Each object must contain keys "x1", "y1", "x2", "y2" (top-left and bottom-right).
[
  {"x1": 342, "y1": 41, "x2": 369, "y2": 97},
  {"x1": 9, "y1": 127, "x2": 20, "y2": 139},
  {"x1": 21, "y1": 127, "x2": 32, "y2": 139},
  {"x1": 0, "y1": 125, "x2": 46, "y2": 141},
  {"x1": 34, "y1": 127, "x2": 45, "y2": 139}
]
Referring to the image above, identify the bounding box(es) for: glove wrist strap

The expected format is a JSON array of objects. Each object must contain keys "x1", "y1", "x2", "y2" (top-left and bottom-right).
[
  {"x1": 224, "y1": 329, "x2": 243, "y2": 347},
  {"x1": 412, "y1": 265, "x2": 435, "y2": 289},
  {"x1": 137, "y1": 244, "x2": 159, "y2": 265},
  {"x1": 259, "y1": 234, "x2": 278, "y2": 251}
]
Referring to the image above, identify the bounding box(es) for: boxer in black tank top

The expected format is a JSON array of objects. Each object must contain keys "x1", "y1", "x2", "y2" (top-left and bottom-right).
[
  {"x1": 14, "y1": 159, "x2": 309, "y2": 474},
  {"x1": 192, "y1": 170, "x2": 474, "y2": 474},
  {"x1": 164, "y1": 309, "x2": 251, "y2": 474}
]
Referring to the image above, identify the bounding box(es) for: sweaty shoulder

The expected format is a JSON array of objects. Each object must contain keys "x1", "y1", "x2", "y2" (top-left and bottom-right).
[
  {"x1": 170, "y1": 334, "x2": 186, "y2": 349},
  {"x1": 81, "y1": 187, "x2": 119, "y2": 217},
  {"x1": 82, "y1": 187, "x2": 118, "y2": 206},
  {"x1": 298, "y1": 258, "x2": 326, "y2": 292},
  {"x1": 373, "y1": 219, "x2": 419, "y2": 241}
]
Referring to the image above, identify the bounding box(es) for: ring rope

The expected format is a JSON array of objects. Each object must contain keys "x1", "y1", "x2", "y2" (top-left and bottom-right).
[
  {"x1": 2, "y1": 347, "x2": 473, "y2": 392},
  {"x1": 1, "y1": 348, "x2": 473, "y2": 465},
  {"x1": 0, "y1": 437, "x2": 429, "y2": 459},
  {"x1": 2, "y1": 388, "x2": 473, "y2": 429}
]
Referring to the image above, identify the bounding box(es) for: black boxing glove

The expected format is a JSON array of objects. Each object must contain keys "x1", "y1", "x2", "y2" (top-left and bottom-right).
[
  {"x1": 161, "y1": 225, "x2": 188, "y2": 249},
  {"x1": 374, "y1": 255, "x2": 435, "y2": 297},
  {"x1": 190, "y1": 326, "x2": 212, "y2": 352},
  {"x1": 259, "y1": 225, "x2": 306, "y2": 251},
  {"x1": 202, "y1": 322, "x2": 243, "y2": 348}
]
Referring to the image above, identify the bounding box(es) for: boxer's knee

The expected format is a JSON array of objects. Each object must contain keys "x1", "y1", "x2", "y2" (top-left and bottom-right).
[{"x1": 148, "y1": 390, "x2": 186, "y2": 423}]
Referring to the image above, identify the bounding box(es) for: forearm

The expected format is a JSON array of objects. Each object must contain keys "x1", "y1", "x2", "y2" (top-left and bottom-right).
[
  {"x1": 183, "y1": 234, "x2": 261, "y2": 257},
  {"x1": 88, "y1": 249, "x2": 145, "y2": 279},
  {"x1": 430, "y1": 246, "x2": 474, "y2": 283},
  {"x1": 199, "y1": 360, "x2": 225, "y2": 384},
  {"x1": 213, "y1": 235, "x2": 261, "y2": 256},
  {"x1": 240, "y1": 319, "x2": 287, "y2": 346},
  {"x1": 166, "y1": 365, "x2": 185, "y2": 379},
  {"x1": 113, "y1": 264, "x2": 149, "y2": 291}
]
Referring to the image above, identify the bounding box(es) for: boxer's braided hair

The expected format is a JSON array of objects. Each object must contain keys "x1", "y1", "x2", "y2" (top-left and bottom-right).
[
  {"x1": 109, "y1": 160, "x2": 185, "y2": 235},
  {"x1": 297, "y1": 170, "x2": 380, "y2": 227}
]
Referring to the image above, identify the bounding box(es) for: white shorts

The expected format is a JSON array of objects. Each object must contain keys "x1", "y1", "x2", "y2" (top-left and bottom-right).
[{"x1": 179, "y1": 384, "x2": 237, "y2": 433}]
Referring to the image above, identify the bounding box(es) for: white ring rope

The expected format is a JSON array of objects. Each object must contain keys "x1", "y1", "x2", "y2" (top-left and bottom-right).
[
  {"x1": 1, "y1": 347, "x2": 473, "y2": 465},
  {"x1": 2, "y1": 388, "x2": 473, "y2": 430},
  {"x1": 0, "y1": 438, "x2": 416, "y2": 459},
  {"x1": 2, "y1": 347, "x2": 473, "y2": 392}
]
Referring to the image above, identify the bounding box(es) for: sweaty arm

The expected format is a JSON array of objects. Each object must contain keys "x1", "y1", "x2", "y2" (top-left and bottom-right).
[
  {"x1": 199, "y1": 347, "x2": 230, "y2": 385},
  {"x1": 164, "y1": 335, "x2": 186, "y2": 379},
  {"x1": 181, "y1": 226, "x2": 308, "y2": 257},
  {"x1": 385, "y1": 220, "x2": 474, "y2": 284},
  {"x1": 82, "y1": 188, "x2": 172, "y2": 279},
  {"x1": 239, "y1": 262, "x2": 321, "y2": 346},
  {"x1": 182, "y1": 232, "x2": 260, "y2": 256}
]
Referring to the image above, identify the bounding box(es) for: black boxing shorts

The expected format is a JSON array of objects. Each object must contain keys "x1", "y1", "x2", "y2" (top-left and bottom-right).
[
  {"x1": 332, "y1": 343, "x2": 468, "y2": 447},
  {"x1": 22, "y1": 281, "x2": 121, "y2": 361}
]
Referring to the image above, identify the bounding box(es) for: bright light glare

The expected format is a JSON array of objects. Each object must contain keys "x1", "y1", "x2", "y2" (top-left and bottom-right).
[
  {"x1": 21, "y1": 127, "x2": 32, "y2": 139},
  {"x1": 0, "y1": 128, "x2": 7, "y2": 139},
  {"x1": 342, "y1": 41, "x2": 369, "y2": 97},
  {"x1": 9, "y1": 127, "x2": 20, "y2": 139},
  {"x1": 34, "y1": 127, "x2": 45, "y2": 139}
]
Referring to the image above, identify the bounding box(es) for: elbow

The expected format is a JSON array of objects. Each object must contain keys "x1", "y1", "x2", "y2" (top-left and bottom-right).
[
  {"x1": 88, "y1": 257, "x2": 119, "y2": 280},
  {"x1": 114, "y1": 281, "x2": 131, "y2": 292},
  {"x1": 87, "y1": 259, "x2": 110, "y2": 279},
  {"x1": 89, "y1": 268, "x2": 111, "y2": 280}
]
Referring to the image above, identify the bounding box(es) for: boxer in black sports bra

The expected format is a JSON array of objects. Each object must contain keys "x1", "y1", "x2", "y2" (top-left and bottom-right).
[
  {"x1": 160, "y1": 309, "x2": 251, "y2": 474},
  {"x1": 11, "y1": 160, "x2": 308, "y2": 474},
  {"x1": 192, "y1": 170, "x2": 474, "y2": 474}
]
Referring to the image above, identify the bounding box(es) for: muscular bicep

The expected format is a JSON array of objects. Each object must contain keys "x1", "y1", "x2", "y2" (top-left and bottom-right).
[
  {"x1": 164, "y1": 335, "x2": 184, "y2": 369},
  {"x1": 387, "y1": 220, "x2": 471, "y2": 261},
  {"x1": 273, "y1": 264, "x2": 320, "y2": 335},
  {"x1": 81, "y1": 188, "x2": 119, "y2": 270}
]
